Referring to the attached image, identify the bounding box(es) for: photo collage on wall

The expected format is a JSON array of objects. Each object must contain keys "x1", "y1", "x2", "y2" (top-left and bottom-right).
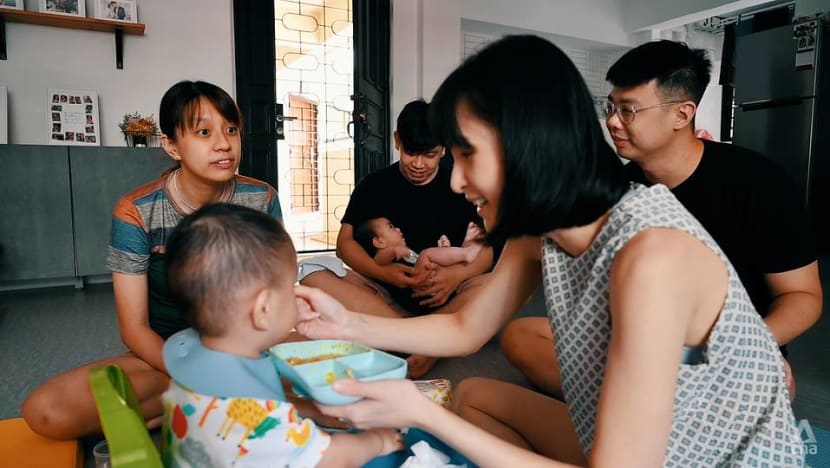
[{"x1": 47, "y1": 89, "x2": 100, "y2": 146}]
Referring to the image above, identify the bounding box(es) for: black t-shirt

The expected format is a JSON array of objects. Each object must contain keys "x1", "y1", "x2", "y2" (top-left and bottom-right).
[
  {"x1": 625, "y1": 140, "x2": 816, "y2": 317},
  {"x1": 342, "y1": 162, "x2": 479, "y2": 312}
]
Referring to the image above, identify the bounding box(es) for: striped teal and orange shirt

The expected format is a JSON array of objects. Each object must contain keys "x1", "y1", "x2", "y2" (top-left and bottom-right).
[{"x1": 106, "y1": 173, "x2": 282, "y2": 338}]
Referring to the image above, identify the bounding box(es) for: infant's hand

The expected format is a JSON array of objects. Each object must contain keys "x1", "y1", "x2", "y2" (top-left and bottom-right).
[
  {"x1": 370, "y1": 428, "x2": 404, "y2": 456},
  {"x1": 394, "y1": 246, "x2": 412, "y2": 260},
  {"x1": 437, "y1": 235, "x2": 451, "y2": 247}
]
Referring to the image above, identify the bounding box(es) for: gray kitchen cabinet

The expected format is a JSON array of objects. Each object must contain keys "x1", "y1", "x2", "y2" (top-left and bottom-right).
[
  {"x1": 0, "y1": 145, "x2": 174, "y2": 287},
  {"x1": 0, "y1": 145, "x2": 76, "y2": 281},
  {"x1": 70, "y1": 147, "x2": 173, "y2": 277}
]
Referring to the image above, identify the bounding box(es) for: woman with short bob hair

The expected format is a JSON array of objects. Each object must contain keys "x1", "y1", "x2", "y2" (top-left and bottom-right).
[
  {"x1": 430, "y1": 35, "x2": 628, "y2": 242},
  {"x1": 295, "y1": 35, "x2": 804, "y2": 467}
]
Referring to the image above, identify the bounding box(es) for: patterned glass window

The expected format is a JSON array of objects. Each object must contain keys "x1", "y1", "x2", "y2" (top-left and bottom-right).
[{"x1": 276, "y1": 0, "x2": 354, "y2": 251}]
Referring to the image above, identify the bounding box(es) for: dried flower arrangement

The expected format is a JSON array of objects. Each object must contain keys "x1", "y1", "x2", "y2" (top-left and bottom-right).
[{"x1": 118, "y1": 112, "x2": 159, "y2": 136}]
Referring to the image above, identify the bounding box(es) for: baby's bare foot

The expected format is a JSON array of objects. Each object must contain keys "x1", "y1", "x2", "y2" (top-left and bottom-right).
[
  {"x1": 462, "y1": 222, "x2": 483, "y2": 246},
  {"x1": 406, "y1": 355, "x2": 438, "y2": 378}
]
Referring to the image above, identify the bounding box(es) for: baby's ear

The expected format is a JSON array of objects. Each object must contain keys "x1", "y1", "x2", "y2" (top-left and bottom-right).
[
  {"x1": 250, "y1": 288, "x2": 272, "y2": 330},
  {"x1": 372, "y1": 237, "x2": 386, "y2": 249}
]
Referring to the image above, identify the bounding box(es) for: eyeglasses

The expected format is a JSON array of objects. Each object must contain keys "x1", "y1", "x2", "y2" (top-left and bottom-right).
[{"x1": 603, "y1": 101, "x2": 682, "y2": 124}]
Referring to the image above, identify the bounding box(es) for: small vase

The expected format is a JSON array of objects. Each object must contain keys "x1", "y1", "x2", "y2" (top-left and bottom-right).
[{"x1": 131, "y1": 134, "x2": 147, "y2": 147}]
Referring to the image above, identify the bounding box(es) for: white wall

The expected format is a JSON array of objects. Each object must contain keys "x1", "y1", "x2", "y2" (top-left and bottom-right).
[
  {"x1": 422, "y1": 0, "x2": 463, "y2": 99},
  {"x1": 0, "y1": 0, "x2": 235, "y2": 146},
  {"x1": 390, "y1": 0, "x2": 634, "y2": 128},
  {"x1": 390, "y1": 0, "x2": 462, "y2": 160},
  {"x1": 390, "y1": 0, "x2": 630, "y2": 159},
  {"x1": 696, "y1": 59, "x2": 724, "y2": 141},
  {"x1": 390, "y1": 0, "x2": 421, "y2": 135},
  {"x1": 390, "y1": 0, "x2": 462, "y2": 138},
  {"x1": 462, "y1": 0, "x2": 629, "y2": 46}
]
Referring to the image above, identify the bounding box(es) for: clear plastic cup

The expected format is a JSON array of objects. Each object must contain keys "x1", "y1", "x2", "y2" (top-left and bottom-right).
[{"x1": 92, "y1": 440, "x2": 111, "y2": 468}]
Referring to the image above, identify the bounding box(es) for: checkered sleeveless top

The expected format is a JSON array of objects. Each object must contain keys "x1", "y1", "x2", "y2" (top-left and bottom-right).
[{"x1": 542, "y1": 183, "x2": 804, "y2": 466}]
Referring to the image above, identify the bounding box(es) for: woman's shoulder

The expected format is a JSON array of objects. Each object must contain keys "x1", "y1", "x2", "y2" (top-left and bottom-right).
[
  {"x1": 118, "y1": 176, "x2": 167, "y2": 206},
  {"x1": 616, "y1": 227, "x2": 699, "y2": 263},
  {"x1": 234, "y1": 174, "x2": 277, "y2": 193},
  {"x1": 113, "y1": 176, "x2": 168, "y2": 223},
  {"x1": 612, "y1": 227, "x2": 723, "y2": 294},
  {"x1": 231, "y1": 175, "x2": 281, "y2": 216}
]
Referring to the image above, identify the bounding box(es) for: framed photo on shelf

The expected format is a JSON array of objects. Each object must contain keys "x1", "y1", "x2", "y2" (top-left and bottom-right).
[
  {"x1": 39, "y1": 0, "x2": 85, "y2": 17},
  {"x1": 47, "y1": 89, "x2": 100, "y2": 146},
  {"x1": 0, "y1": 0, "x2": 24, "y2": 10},
  {"x1": 94, "y1": 0, "x2": 137, "y2": 22}
]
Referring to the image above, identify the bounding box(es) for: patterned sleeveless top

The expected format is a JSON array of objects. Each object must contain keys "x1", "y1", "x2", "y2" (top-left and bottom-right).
[{"x1": 542, "y1": 184, "x2": 804, "y2": 466}]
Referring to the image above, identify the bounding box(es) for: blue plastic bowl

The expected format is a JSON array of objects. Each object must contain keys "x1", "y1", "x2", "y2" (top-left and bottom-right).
[{"x1": 271, "y1": 340, "x2": 407, "y2": 405}]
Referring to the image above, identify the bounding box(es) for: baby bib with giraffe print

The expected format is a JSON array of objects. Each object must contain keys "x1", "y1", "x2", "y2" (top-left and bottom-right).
[{"x1": 162, "y1": 381, "x2": 331, "y2": 467}]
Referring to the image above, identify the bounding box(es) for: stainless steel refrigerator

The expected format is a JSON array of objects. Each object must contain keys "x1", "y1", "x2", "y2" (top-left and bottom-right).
[{"x1": 733, "y1": 18, "x2": 830, "y2": 252}]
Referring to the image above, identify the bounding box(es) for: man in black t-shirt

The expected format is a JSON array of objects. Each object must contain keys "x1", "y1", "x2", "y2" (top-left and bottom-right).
[
  {"x1": 298, "y1": 100, "x2": 494, "y2": 378},
  {"x1": 624, "y1": 139, "x2": 816, "y2": 322},
  {"x1": 500, "y1": 40, "x2": 822, "y2": 399}
]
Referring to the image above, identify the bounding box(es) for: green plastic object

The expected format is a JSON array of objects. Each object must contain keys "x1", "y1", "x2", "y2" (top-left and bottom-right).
[{"x1": 89, "y1": 365, "x2": 162, "y2": 468}]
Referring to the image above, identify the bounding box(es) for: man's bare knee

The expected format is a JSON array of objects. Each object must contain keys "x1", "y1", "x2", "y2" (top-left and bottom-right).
[
  {"x1": 501, "y1": 317, "x2": 551, "y2": 364},
  {"x1": 500, "y1": 319, "x2": 531, "y2": 359},
  {"x1": 451, "y1": 377, "x2": 489, "y2": 414}
]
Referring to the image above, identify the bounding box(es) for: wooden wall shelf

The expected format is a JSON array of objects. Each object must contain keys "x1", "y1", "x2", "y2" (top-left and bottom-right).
[{"x1": 0, "y1": 9, "x2": 145, "y2": 68}]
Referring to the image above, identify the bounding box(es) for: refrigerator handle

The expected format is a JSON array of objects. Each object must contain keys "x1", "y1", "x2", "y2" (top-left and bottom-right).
[{"x1": 740, "y1": 97, "x2": 804, "y2": 111}]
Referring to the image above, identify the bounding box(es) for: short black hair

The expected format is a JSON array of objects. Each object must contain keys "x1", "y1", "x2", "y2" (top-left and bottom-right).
[
  {"x1": 397, "y1": 99, "x2": 441, "y2": 155},
  {"x1": 430, "y1": 35, "x2": 628, "y2": 241},
  {"x1": 354, "y1": 218, "x2": 379, "y2": 257},
  {"x1": 606, "y1": 40, "x2": 712, "y2": 104},
  {"x1": 159, "y1": 80, "x2": 243, "y2": 142},
  {"x1": 165, "y1": 203, "x2": 295, "y2": 337}
]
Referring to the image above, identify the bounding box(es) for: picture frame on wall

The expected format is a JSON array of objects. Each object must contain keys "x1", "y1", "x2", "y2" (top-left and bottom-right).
[
  {"x1": 47, "y1": 89, "x2": 100, "y2": 146},
  {"x1": 94, "y1": 0, "x2": 137, "y2": 22},
  {"x1": 0, "y1": 0, "x2": 24, "y2": 10},
  {"x1": 39, "y1": 0, "x2": 85, "y2": 17}
]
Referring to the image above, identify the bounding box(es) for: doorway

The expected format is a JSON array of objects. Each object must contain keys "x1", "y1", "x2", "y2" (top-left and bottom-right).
[
  {"x1": 275, "y1": 0, "x2": 355, "y2": 251},
  {"x1": 234, "y1": 0, "x2": 389, "y2": 252}
]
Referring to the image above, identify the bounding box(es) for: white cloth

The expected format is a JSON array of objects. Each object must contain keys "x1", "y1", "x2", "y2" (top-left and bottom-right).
[
  {"x1": 399, "y1": 441, "x2": 466, "y2": 468},
  {"x1": 296, "y1": 255, "x2": 347, "y2": 282}
]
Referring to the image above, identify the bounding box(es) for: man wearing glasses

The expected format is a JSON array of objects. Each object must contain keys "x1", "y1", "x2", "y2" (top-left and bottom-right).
[{"x1": 501, "y1": 40, "x2": 821, "y2": 401}]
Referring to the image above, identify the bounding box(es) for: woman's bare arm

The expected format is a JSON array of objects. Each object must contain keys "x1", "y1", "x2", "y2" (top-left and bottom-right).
[
  {"x1": 297, "y1": 236, "x2": 541, "y2": 357},
  {"x1": 591, "y1": 228, "x2": 727, "y2": 466},
  {"x1": 112, "y1": 272, "x2": 167, "y2": 372}
]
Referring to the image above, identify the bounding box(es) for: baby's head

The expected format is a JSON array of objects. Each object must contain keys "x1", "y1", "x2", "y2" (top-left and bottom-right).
[
  {"x1": 355, "y1": 217, "x2": 406, "y2": 256},
  {"x1": 166, "y1": 204, "x2": 297, "y2": 350}
]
